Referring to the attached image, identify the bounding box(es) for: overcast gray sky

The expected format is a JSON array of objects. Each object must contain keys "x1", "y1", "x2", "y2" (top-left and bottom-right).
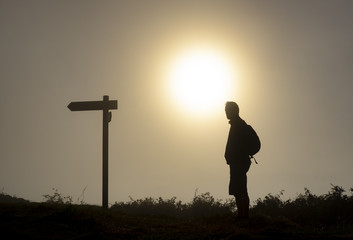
[{"x1": 1, "y1": 0, "x2": 352, "y2": 205}]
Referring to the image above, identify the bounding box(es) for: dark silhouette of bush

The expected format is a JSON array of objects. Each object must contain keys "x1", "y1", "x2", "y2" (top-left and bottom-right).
[
  {"x1": 186, "y1": 192, "x2": 236, "y2": 217},
  {"x1": 251, "y1": 184, "x2": 353, "y2": 228},
  {"x1": 111, "y1": 192, "x2": 236, "y2": 218},
  {"x1": 0, "y1": 193, "x2": 29, "y2": 203},
  {"x1": 42, "y1": 188, "x2": 73, "y2": 204},
  {"x1": 111, "y1": 196, "x2": 184, "y2": 216}
]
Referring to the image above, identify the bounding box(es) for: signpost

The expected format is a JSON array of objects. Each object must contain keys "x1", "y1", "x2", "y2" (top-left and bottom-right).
[{"x1": 68, "y1": 95, "x2": 118, "y2": 208}]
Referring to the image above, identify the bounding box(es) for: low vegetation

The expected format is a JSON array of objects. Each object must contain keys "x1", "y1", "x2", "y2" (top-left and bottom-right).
[
  {"x1": 111, "y1": 192, "x2": 236, "y2": 217},
  {"x1": 252, "y1": 185, "x2": 353, "y2": 228},
  {"x1": 0, "y1": 185, "x2": 352, "y2": 239}
]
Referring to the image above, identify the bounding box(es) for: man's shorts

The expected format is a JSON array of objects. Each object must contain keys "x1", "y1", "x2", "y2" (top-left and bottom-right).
[{"x1": 229, "y1": 160, "x2": 251, "y2": 196}]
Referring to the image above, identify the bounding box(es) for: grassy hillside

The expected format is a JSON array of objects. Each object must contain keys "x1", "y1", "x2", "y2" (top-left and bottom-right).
[{"x1": 0, "y1": 185, "x2": 352, "y2": 239}]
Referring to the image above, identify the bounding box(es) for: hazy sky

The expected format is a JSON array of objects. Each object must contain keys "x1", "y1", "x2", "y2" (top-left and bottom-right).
[{"x1": 1, "y1": 0, "x2": 352, "y2": 206}]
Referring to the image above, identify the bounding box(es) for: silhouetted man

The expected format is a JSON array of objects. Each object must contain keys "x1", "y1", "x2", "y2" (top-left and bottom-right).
[{"x1": 225, "y1": 101, "x2": 251, "y2": 219}]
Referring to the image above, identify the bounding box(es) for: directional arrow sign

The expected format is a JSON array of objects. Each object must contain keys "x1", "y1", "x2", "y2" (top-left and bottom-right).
[
  {"x1": 68, "y1": 100, "x2": 117, "y2": 111},
  {"x1": 68, "y1": 95, "x2": 118, "y2": 208}
]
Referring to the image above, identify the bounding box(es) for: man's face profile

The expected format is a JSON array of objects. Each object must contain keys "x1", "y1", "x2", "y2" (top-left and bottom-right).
[
  {"x1": 225, "y1": 107, "x2": 232, "y2": 120},
  {"x1": 225, "y1": 102, "x2": 239, "y2": 120}
]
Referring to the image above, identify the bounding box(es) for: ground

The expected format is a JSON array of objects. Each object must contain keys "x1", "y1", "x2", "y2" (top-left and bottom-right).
[{"x1": 1, "y1": 201, "x2": 352, "y2": 240}]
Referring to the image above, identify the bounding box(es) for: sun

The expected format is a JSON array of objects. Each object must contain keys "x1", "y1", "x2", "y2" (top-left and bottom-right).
[{"x1": 167, "y1": 47, "x2": 236, "y2": 116}]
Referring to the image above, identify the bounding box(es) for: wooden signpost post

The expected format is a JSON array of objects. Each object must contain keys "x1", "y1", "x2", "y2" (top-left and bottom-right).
[{"x1": 68, "y1": 95, "x2": 118, "y2": 208}]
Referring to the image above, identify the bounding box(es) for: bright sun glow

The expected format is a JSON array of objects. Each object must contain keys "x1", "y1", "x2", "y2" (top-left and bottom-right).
[{"x1": 168, "y1": 47, "x2": 236, "y2": 116}]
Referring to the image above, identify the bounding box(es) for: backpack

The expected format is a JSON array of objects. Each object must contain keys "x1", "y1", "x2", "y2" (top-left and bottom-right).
[{"x1": 244, "y1": 124, "x2": 261, "y2": 163}]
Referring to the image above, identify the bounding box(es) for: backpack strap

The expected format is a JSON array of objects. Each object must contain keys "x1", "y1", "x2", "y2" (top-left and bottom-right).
[{"x1": 250, "y1": 155, "x2": 258, "y2": 164}]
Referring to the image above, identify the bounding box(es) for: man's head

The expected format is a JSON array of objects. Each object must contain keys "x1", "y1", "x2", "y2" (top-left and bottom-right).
[{"x1": 225, "y1": 101, "x2": 239, "y2": 120}]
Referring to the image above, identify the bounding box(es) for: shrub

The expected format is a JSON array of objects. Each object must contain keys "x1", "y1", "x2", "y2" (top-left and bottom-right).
[
  {"x1": 111, "y1": 196, "x2": 184, "y2": 216},
  {"x1": 0, "y1": 192, "x2": 29, "y2": 203},
  {"x1": 251, "y1": 185, "x2": 353, "y2": 227},
  {"x1": 111, "y1": 192, "x2": 236, "y2": 217},
  {"x1": 186, "y1": 192, "x2": 236, "y2": 217},
  {"x1": 43, "y1": 188, "x2": 73, "y2": 204}
]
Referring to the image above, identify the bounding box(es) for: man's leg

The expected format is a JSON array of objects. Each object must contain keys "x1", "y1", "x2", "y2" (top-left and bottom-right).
[
  {"x1": 230, "y1": 162, "x2": 250, "y2": 219},
  {"x1": 235, "y1": 168, "x2": 250, "y2": 219},
  {"x1": 235, "y1": 194, "x2": 249, "y2": 218}
]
